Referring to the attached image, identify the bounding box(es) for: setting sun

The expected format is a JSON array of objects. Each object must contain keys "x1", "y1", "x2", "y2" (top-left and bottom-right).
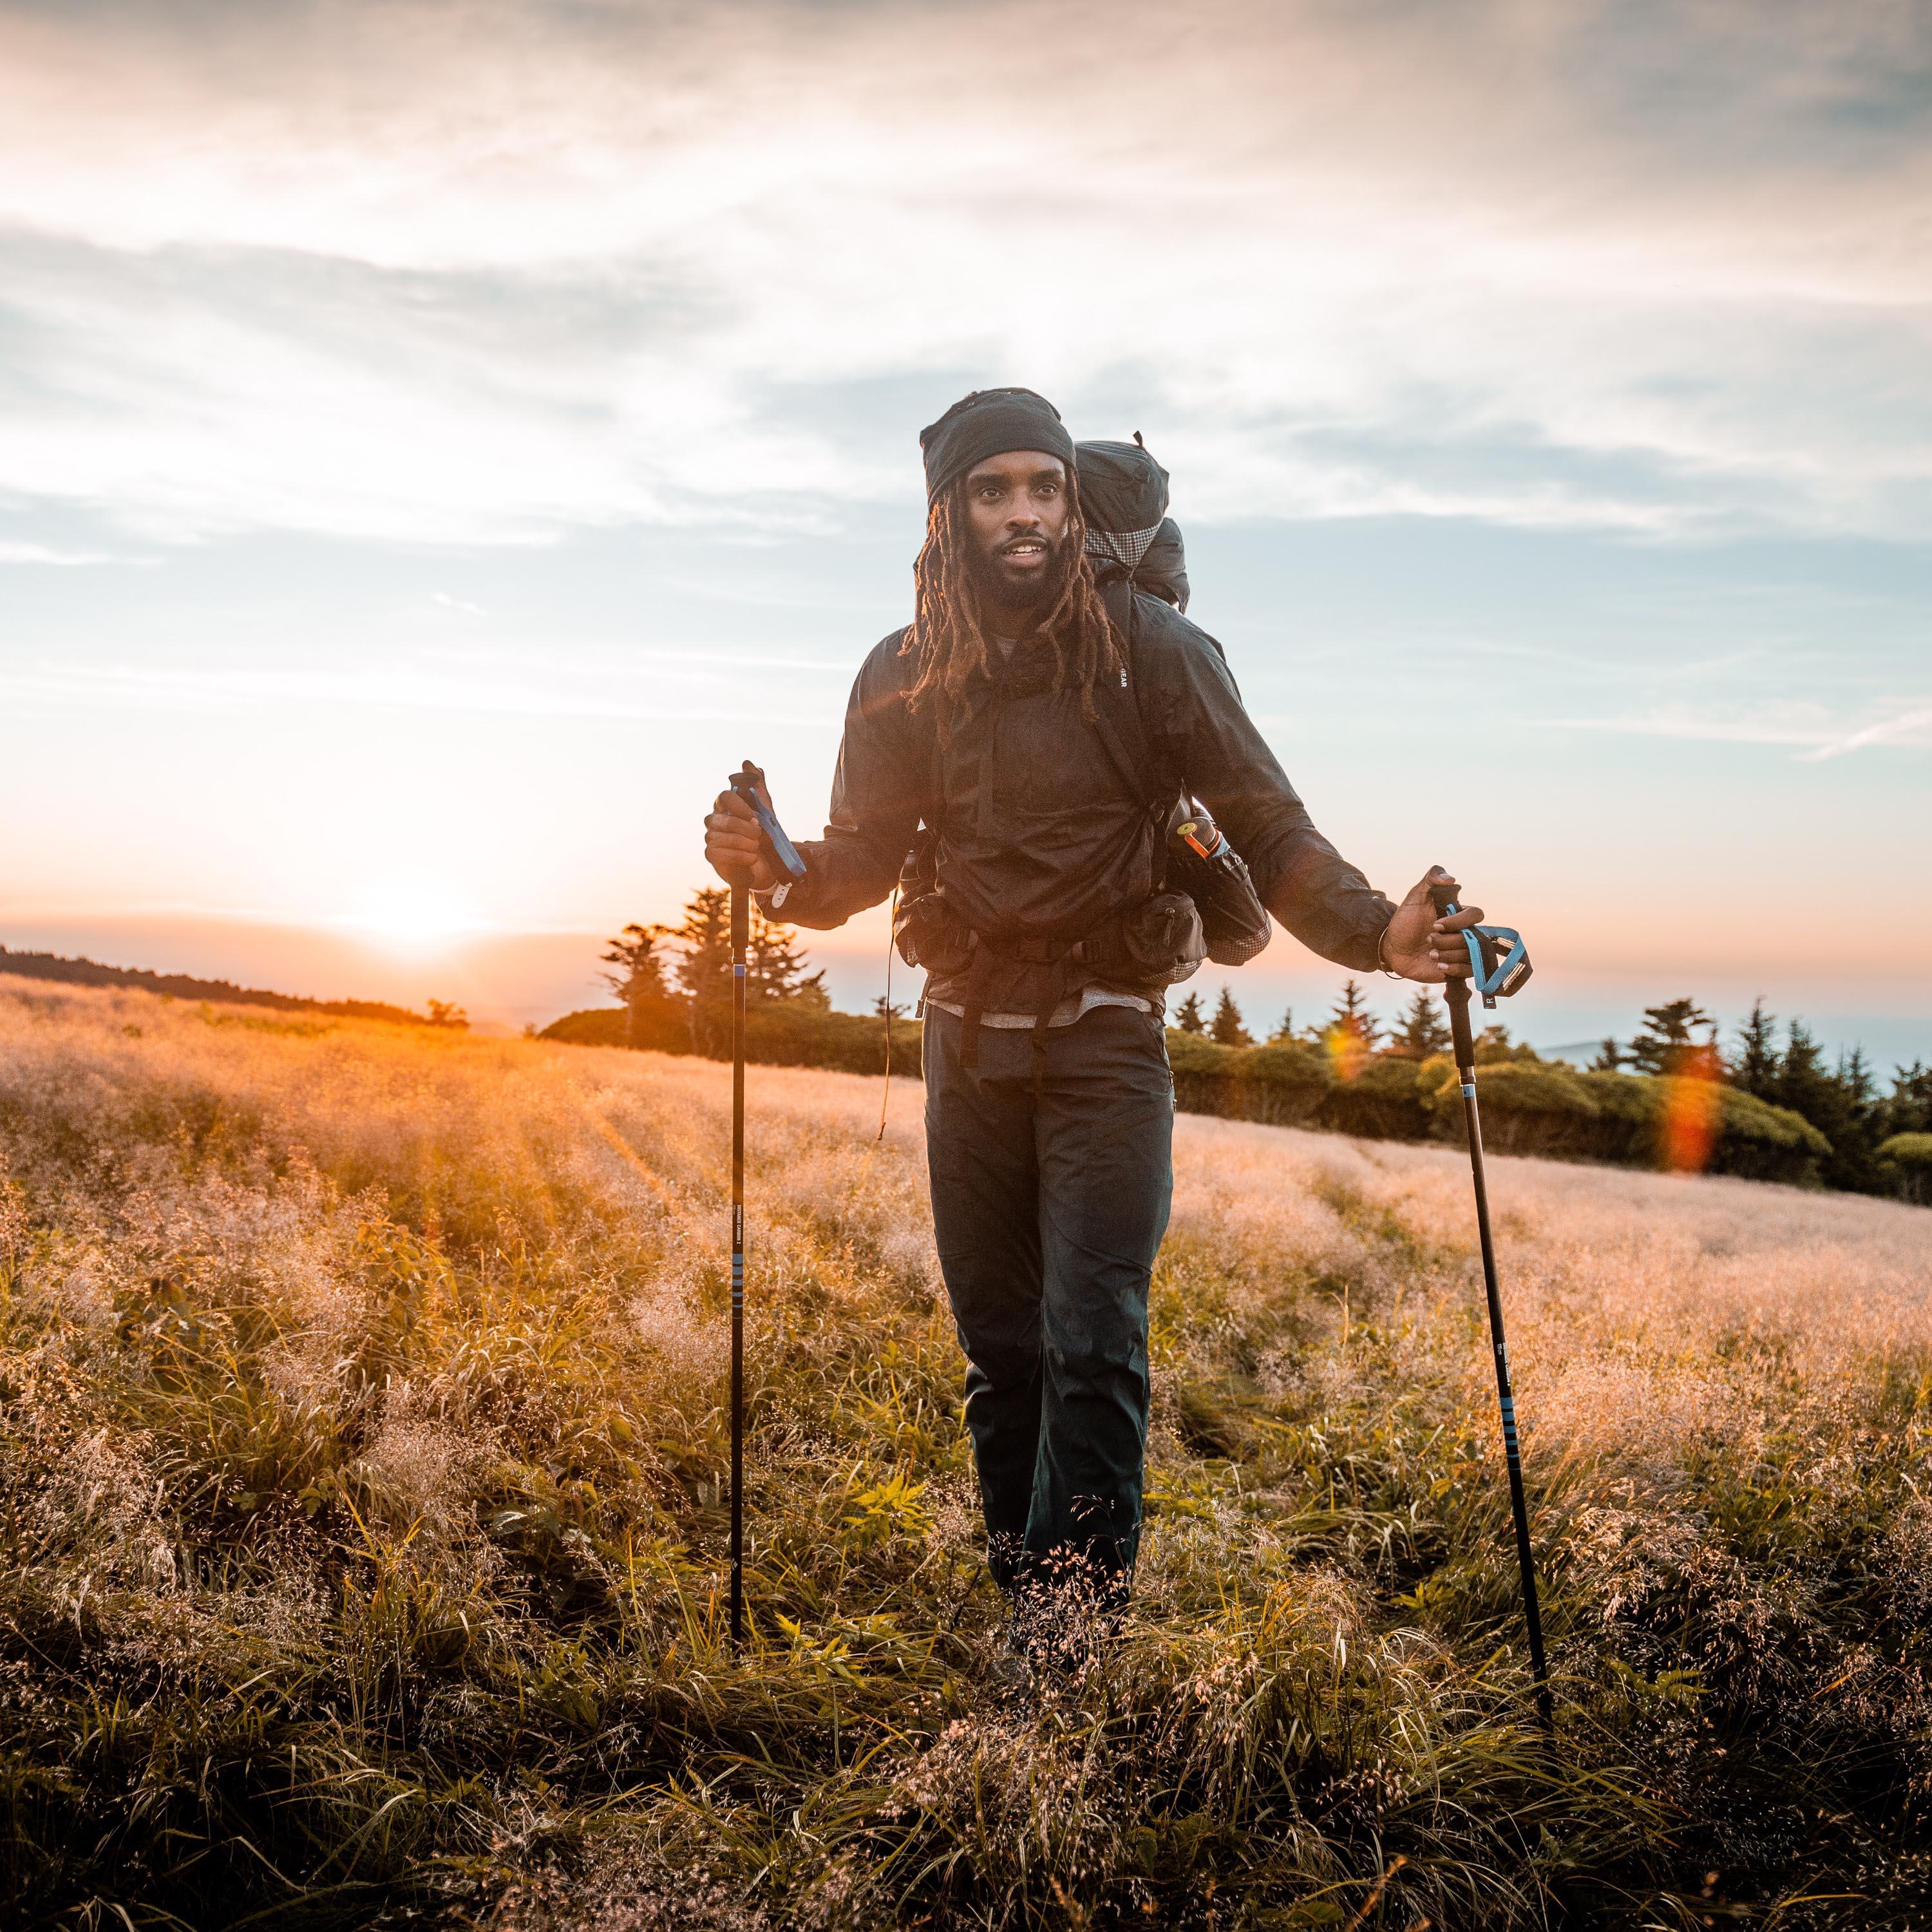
[{"x1": 339, "y1": 880, "x2": 489, "y2": 958}]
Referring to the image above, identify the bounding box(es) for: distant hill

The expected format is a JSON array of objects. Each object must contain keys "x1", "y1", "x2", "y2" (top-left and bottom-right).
[{"x1": 0, "y1": 943, "x2": 445, "y2": 1028}]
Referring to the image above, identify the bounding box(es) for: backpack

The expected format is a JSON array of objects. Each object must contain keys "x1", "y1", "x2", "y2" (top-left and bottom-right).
[{"x1": 1077, "y1": 437, "x2": 1271, "y2": 969}]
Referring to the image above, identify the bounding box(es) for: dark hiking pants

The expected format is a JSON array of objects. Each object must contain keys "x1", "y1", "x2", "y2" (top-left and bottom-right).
[{"x1": 923, "y1": 1002, "x2": 1174, "y2": 1605}]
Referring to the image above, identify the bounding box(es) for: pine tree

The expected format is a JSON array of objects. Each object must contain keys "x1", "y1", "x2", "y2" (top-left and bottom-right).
[
  {"x1": 1323, "y1": 977, "x2": 1378, "y2": 1079},
  {"x1": 1733, "y1": 997, "x2": 1780, "y2": 1097},
  {"x1": 669, "y1": 888, "x2": 735, "y2": 1053},
  {"x1": 747, "y1": 914, "x2": 828, "y2": 1009},
  {"x1": 601, "y1": 923, "x2": 668, "y2": 1005},
  {"x1": 1173, "y1": 991, "x2": 1206, "y2": 1035},
  {"x1": 1329, "y1": 978, "x2": 1379, "y2": 1049},
  {"x1": 667, "y1": 889, "x2": 829, "y2": 1050},
  {"x1": 600, "y1": 922, "x2": 683, "y2": 1049},
  {"x1": 1388, "y1": 987, "x2": 1450, "y2": 1060},
  {"x1": 1774, "y1": 1019, "x2": 1832, "y2": 1122},
  {"x1": 1591, "y1": 1037, "x2": 1624, "y2": 1072},
  {"x1": 1826, "y1": 1046, "x2": 1883, "y2": 1192},
  {"x1": 1475, "y1": 1023, "x2": 1527, "y2": 1065},
  {"x1": 1629, "y1": 998, "x2": 1718, "y2": 1077},
  {"x1": 1268, "y1": 1006, "x2": 1298, "y2": 1045},
  {"x1": 1210, "y1": 987, "x2": 1253, "y2": 1048},
  {"x1": 1766, "y1": 1020, "x2": 1879, "y2": 1191},
  {"x1": 1887, "y1": 1061, "x2": 1932, "y2": 1137}
]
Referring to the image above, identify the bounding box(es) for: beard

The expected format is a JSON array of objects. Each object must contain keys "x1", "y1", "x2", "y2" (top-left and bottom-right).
[{"x1": 968, "y1": 529, "x2": 1072, "y2": 622}]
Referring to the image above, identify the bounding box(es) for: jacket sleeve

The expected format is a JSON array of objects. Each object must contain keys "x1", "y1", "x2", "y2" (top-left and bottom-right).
[
  {"x1": 1142, "y1": 603, "x2": 1396, "y2": 973},
  {"x1": 762, "y1": 631, "x2": 926, "y2": 931}
]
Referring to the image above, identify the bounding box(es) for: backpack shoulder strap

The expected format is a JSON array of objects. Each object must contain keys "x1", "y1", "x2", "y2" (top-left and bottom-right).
[{"x1": 1093, "y1": 580, "x2": 1186, "y2": 817}]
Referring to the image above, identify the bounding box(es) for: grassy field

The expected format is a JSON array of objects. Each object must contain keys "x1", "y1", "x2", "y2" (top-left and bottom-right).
[{"x1": 4, "y1": 975, "x2": 1932, "y2": 1929}]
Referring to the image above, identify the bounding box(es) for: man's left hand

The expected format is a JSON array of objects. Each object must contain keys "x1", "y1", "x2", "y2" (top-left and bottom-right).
[{"x1": 1381, "y1": 867, "x2": 1482, "y2": 983}]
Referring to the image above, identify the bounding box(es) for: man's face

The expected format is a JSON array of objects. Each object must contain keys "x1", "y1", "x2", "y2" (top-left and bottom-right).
[{"x1": 962, "y1": 450, "x2": 1071, "y2": 614}]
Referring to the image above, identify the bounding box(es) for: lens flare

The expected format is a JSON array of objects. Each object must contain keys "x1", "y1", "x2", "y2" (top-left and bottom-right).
[
  {"x1": 1660, "y1": 1044, "x2": 1725, "y2": 1173},
  {"x1": 1325, "y1": 1019, "x2": 1371, "y2": 1083}
]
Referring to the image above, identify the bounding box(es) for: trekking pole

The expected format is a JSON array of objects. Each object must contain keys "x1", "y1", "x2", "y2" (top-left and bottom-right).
[
  {"x1": 728, "y1": 875, "x2": 747, "y2": 1653},
  {"x1": 723, "y1": 763, "x2": 807, "y2": 1657},
  {"x1": 1430, "y1": 876, "x2": 1553, "y2": 1734}
]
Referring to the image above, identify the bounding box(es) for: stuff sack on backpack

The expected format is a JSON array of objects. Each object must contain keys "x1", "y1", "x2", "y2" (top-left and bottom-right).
[
  {"x1": 1121, "y1": 889, "x2": 1208, "y2": 987},
  {"x1": 1166, "y1": 800, "x2": 1273, "y2": 967},
  {"x1": 1078, "y1": 435, "x2": 1168, "y2": 574}
]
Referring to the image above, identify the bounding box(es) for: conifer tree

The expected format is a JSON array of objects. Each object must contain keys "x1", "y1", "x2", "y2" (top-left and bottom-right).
[
  {"x1": 1734, "y1": 998, "x2": 1780, "y2": 1097},
  {"x1": 1173, "y1": 991, "x2": 1206, "y2": 1035},
  {"x1": 1323, "y1": 976, "x2": 1378, "y2": 1079},
  {"x1": 1629, "y1": 998, "x2": 1718, "y2": 1077},
  {"x1": 600, "y1": 922, "x2": 682, "y2": 1049},
  {"x1": 1826, "y1": 1045, "x2": 1882, "y2": 1192},
  {"x1": 668, "y1": 888, "x2": 733, "y2": 1052},
  {"x1": 1210, "y1": 987, "x2": 1253, "y2": 1048},
  {"x1": 1774, "y1": 1019, "x2": 1832, "y2": 1122},
  {"x1": 1269, "y1": 1006, "x2": 1299, "y2": 1045},
  {"x1": 1591, "y1": 1037, "x2": 1624, "y2": 1072},
  {"x1": 747, "y1": 915, "x2": 828, "y2": 1009},
  {"x1": 1475, "y1": 1023, "x2": 1526, "y2": 1065},
  {"x1": 1389, "y1": 987, "x2": 1450, "y2": 1059},
  {"x1": 1888, "y1": 1061, "x2": 1932, "y2": 1137},
  {"x1": 1329, "y1": 978, "x2": 1379, "y2": 1049}
]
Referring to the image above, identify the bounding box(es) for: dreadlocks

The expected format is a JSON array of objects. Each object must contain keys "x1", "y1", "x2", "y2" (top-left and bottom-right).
[{"x1": 904, "y1": 471, "x2": 1121, "y2": 741}]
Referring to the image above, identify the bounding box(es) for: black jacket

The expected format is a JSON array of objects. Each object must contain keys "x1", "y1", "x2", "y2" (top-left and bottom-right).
[{"x1": 773, "y1": 591, "x2": 1397, "y2": 1003}]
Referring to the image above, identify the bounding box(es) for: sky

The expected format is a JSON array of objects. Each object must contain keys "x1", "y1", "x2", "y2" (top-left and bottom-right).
[{"x1": 2, "y1": 0, "x2": 1929, "y2": 1068}]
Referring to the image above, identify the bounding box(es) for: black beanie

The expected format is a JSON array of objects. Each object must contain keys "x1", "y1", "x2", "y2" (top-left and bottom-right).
[{"x1": 919, "y1": 387, "x2": 1075, "y2": 500}]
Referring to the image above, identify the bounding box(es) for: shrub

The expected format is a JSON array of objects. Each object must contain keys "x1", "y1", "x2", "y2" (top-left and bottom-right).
[
  {"x1": 1317, "y1": 1052, "x2": 1430, "y2": 1141},
  {"x1": 1166, "y1": 1031, "x2": 1332, "y2": 1126},
  {"x1": 1877, "y1": 1132, "x2": 1932, "y2": 1205},
  {"x1": 1430, "y1": 1061, "x2": 1604, "y2": 1158},
  {"x1": 541, "y1": 1003, "x2": 919, "y2": 1077},
  {"x1": 542, "y1": 1007, "x2": 629, "y2": 1048},
  {"x1": 1421, "y1": 1065, "x2": 1827, "y2": 1182},
  {"x1": 1706, "y1": 1084, "x2": 1831, "y2": 1185},
  {"x1": 744, "y1": 1003, "x2": 921, "y2": 1077}
]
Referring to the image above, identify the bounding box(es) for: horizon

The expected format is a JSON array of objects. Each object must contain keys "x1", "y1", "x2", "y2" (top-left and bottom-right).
[
  {"x1": 4, "y1": 902, "x2": 1926, "y2": 1082},
  {"x1": 3, "y1": 1, "x2": 1928, "y2": 1072}
]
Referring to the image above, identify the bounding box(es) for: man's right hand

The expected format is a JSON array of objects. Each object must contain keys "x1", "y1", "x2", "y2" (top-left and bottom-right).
[{"x1": 705, "y1": 783, "x2": 777, "y2": 891}]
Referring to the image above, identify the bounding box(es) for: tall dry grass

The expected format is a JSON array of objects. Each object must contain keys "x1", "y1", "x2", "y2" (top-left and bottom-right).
[{"x1": 3, "y1": 974, "x2": 1930, "y2": 1929}]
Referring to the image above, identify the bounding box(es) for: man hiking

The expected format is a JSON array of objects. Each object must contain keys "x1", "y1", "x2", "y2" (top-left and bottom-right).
[{"x1": 705, "y1": 386, "x2": 1481, "y2": 1671}]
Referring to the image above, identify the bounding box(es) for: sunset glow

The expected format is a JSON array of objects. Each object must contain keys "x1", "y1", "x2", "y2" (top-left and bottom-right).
[
  {"x1": 0, "y1": 1, "x2": 1926, "y2": 1054},
  {"x1": 339, "y1": 884, "x2": 493, "y2": 959}
]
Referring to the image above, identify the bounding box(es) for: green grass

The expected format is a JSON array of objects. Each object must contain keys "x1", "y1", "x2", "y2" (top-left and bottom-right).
[{"x1": 2, "y1": 974, "x2": 1931, "y2": 1927}]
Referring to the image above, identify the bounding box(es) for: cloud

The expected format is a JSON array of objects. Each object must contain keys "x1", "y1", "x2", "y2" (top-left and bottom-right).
[
  {"x1": 0, "y1": 540, "x2": 122, "y2": 565},
  {"x1": 1545, "y1": 697, "x2": 1932, "y2": 757},
  {"x1": 0, "y1": 0, "x2": 1929, "y2": 543},
  {"x1": 0, "y1": 642, "x2": 848, "y2": 726},
  {"x1": 1797, "y1": 703, "x2": 1932, "y2": 760}
]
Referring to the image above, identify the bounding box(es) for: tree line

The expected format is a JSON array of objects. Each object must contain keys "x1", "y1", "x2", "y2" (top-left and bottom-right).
[
  {"x1": 0, "y1": 943, "x2": 467, "y2": 1030},
  {"x1": 1177, "y1": 980, "x2": 1932, "y2": 1200},
  {"x1": 548, "y1": 892, "x2": 1931, "y2": 1201}
]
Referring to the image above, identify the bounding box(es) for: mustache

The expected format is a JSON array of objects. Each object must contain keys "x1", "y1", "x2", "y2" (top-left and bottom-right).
[{"x1": 998, "y1": 531, "x2": 1057, "y2": 554}]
